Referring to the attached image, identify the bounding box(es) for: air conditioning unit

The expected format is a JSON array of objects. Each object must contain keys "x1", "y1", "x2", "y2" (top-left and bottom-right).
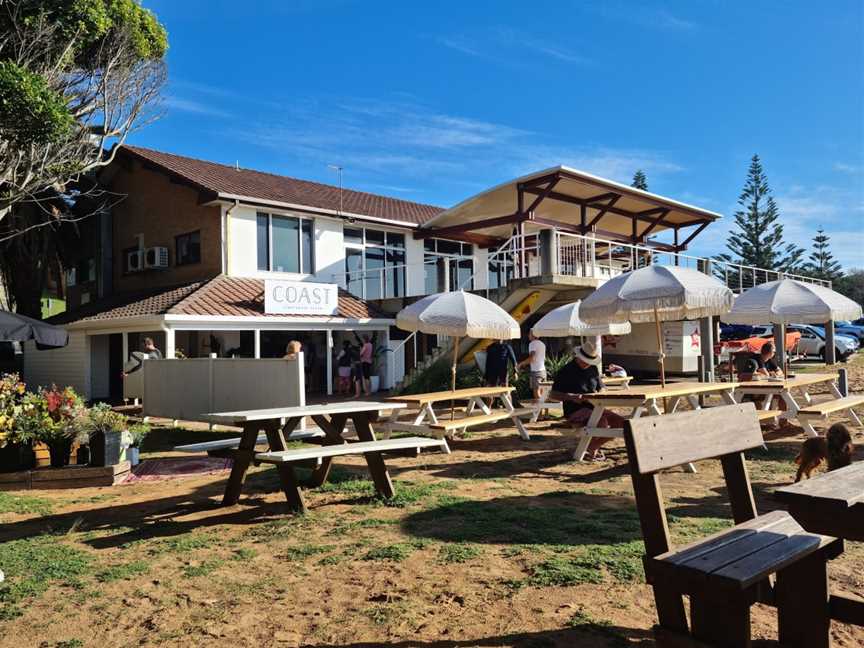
[
  {"x1": 126, "y1": 250, "x2": 144, "y2": 273},
  {"x1": 144, "y1": 246, "x2": 169, "y2": 269}
]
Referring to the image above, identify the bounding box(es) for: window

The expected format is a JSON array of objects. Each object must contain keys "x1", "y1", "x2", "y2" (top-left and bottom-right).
[
  {"x1": 343, "y1": 228, "x2": 406, "y2": 299},
  {"x1": 423, "y1": 238, "x2": 474, "y2": 292},
  {"x1": 488, "y1": 256, "x2": 514, "y2": 290},
  {"x1": 175, "y1": 231, "x2": 201, "y2": 266},
  {"x1": 256, "y1": 212, "x2": 314, "y2": 274},
  {"x1": 66, "y1": 257, "x2": 96, "y2": 287}
]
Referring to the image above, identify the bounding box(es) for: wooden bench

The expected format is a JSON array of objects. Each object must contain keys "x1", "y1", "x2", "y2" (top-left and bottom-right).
[
  {"x1": 174, "y1": 429, "x2": 324, "y2": 455},
  {"x1": 797, "y1": 394, "x2": 864, "y2": 436},
  {"x1": 428, "y1": 411, "x2": 520, "y2": 435},
  {"x1": 256, "y1": 436, "x2": 450, "y2": 464},
  {"x1": 756, "y1": 409, "x2": 783, "y2": 423},
  {"x1": 625, "y1": 403, "x2": 843, "y2": 647}
]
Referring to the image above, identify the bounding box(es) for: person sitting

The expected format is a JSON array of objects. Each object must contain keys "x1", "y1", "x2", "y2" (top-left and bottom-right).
[
  {"x1": 549, "y1": 339, "x2": 625, "y2": 462},
  {"x1": 751, "y1": 341, "x2": 783, "y2": 378}
]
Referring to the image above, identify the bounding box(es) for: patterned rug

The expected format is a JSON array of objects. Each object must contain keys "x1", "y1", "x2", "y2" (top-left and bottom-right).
[{"x1": 121, "y1": 457, "x2": 233, "y2": 483}]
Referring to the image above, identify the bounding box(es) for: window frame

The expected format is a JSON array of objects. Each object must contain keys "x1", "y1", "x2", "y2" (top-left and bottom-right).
[
  {"x1": 256, "y1": 212, "x2": 315, "y2": 274},
  {"x1": 174, "y1": 230, "x2": 202, "y2": 267},
  {"x1": 343, "y1": 227, "x2": 407, "y2": 299}
]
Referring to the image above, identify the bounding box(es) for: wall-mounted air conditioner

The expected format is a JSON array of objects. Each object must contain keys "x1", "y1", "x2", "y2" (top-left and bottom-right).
[
  {"x1": 144, "y1": 246, "x2": 169, "y2": 269},
  {"x1": 126, "y1": 250, "x2": 144, "y2": 273}
]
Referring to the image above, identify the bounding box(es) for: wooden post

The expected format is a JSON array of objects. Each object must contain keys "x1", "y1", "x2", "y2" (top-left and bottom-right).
[
  {"x1": 774, "y1": 322, "x2": 786, "y2": 372},
  {"x1": 450, "y1": 336, "x2": 460, "y2": 420},
  {"x1": 839, "y1": 367, "x2": 849, "y2": 397},
  {"x1": 824, "y1": 320, "x2": 836, "y2": 364},
  {"x1": 654, "y1": 303, "x2": 666, "y2": 388}
]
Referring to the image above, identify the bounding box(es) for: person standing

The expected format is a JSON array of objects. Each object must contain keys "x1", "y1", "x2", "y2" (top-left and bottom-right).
[
  {"x1": 336, "y1": 340, "x2": 354, "y2": 395},
  {"x1": 517, "y1": 330, "x2": 547, "y2": 399},
  {"x1": 358, "y1": 334, "x2": 374, "y2": 395},
  {"x1": 122, "y1": 337, "x2": 163, "y2": 378},
  {"x1": 484, "y1": 339, "x2": 517, "y2": 387}
]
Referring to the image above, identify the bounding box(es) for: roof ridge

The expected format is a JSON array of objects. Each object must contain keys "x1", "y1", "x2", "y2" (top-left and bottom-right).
[{"x1": 122, "y1": 145, "x2": 445, "y2": 211}]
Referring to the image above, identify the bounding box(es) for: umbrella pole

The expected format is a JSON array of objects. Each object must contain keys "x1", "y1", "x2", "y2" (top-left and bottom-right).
[
  {"x1": 653, "y1": 302, "x2": 666, "y2": 389},
  {"x1": 450, "y1": 336, "x2": 460, "y2": 420}
]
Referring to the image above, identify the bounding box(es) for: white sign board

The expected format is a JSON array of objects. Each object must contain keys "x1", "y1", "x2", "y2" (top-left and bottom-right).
[{"x1": 264, "y1": 280, "x2": 338, "y2": 316}]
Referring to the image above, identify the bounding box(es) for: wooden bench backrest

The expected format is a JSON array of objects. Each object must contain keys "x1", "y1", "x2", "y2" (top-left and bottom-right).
[{"x1": 623, "y1": 403, "x2": 763, "y2": 559}]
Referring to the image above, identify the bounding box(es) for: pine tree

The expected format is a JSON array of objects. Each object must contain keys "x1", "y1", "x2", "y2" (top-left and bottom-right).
[
  {"x1": 717, "y1": 154, "x2": 805, "y2": 275},
  {"x1": 631, "y1": 169, "x2": 648, "y2": 191},
  {"x1": 805, "y1": 228, "x2": 843, "y2": 281}
]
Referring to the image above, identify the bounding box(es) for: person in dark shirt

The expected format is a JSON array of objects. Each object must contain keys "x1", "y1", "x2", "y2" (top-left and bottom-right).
[
  {"x1": 549, "y1": 339, "x2": 625, "y2": 461},
  {"x1": 751, "y1": 341, "x2": 782, "y2": 377},
  {"x1": 484, "y1": 339, "x2": 518, "y2": 387}
]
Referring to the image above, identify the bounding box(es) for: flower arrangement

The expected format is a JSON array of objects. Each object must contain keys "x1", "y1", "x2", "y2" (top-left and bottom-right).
[
  {"x1": 16, "y1": 384, "x2": 86, "y2": 467},
  {"x1": 0, "y1": 373, "x2": 27, "y2": 448},
  {"x1": 128, "y1": 422, "x2": 151, "y2": 448}
]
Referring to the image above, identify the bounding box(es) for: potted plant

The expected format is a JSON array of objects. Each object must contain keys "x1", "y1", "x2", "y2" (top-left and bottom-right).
[
  {"x1": 18, "y1": 385, "x2": 85, "y2": 469},
  {"x1": 81, "y1": 403, "x2": 128, "y2": 467},
  {"x1": 0, "y1": 373, "x2": 35, "y2": 472},
  {"x1": 127, "y1": 422, "x2": 151, "y2": 466},
  {"x1": 369, "y1": 344, "x2": 389, "y2": 393}
]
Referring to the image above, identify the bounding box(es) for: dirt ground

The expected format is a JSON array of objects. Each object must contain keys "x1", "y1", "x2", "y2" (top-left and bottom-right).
[{"x1": 1, "y1": 357, "x2": 863, "y2": 648}]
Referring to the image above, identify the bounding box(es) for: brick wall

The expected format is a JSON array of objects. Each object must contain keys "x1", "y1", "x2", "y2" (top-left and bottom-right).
[{"x1": 109, "y1": 159, "x2": 222, "y2": 293}]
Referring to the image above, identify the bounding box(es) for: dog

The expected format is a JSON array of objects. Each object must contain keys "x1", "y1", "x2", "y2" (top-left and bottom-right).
[{"x1": 794, "y1": 423, "x2": 854, "y2": 482}]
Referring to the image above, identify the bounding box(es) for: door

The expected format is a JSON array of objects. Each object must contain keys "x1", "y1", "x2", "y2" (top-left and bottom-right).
[{"x1": 108, "y1": 333, "x2": 124, "y2": 403}]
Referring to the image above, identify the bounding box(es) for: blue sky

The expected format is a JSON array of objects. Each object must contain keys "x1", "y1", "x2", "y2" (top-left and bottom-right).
[{"x1": 137, "y1": 0, "x2": 863, "y2": 268}]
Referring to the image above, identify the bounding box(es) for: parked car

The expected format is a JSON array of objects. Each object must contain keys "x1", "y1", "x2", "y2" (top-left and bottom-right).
[
  {"x1": 750, "y1": 324, "x2": 857, "y2": 361},
  {"x1": 834, "y1": 321, "x2": 864, "y2": 343},
  {"x1": 719, "y1": 324, "x2": 756, "y2": 341}
]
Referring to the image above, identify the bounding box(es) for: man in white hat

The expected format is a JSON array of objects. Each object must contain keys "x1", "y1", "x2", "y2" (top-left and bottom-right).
[{"x1": 549, "y1": 339, "x2": 625, "y2": 461}]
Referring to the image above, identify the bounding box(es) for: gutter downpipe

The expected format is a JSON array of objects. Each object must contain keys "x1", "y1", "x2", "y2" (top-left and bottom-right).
[{"x1": 223, "y1": 199, "x2": 240, "y2": 275}]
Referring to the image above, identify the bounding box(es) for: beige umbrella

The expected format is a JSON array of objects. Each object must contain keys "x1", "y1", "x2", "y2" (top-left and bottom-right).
[
  {"x1": 579, "y1": 266, "x2": 734, "y2": 386},
  {"x1": 396, "y1": 290, "x2": 520, "y2": 418}
]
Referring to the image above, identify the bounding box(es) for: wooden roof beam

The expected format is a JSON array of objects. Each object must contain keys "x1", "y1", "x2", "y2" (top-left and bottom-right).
[
  {"x1": 639, "y1": 209, "x2": 670, "y2": 239},
  {"x1": 414, "y1": 212, "x2": 525, "y2": 239}
]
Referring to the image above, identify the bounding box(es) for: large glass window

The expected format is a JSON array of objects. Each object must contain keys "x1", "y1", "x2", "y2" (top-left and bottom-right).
[
  {"x1": 423, "y1": 238, "x2": 474, "y2": 292},
  {"x1": 256, "y1": 212, "x2": 314, "y2": 273},
  {"x1": 488, "y1": 257, "x2": 514, "y2": 290},
  {"x1": 343, "y1": 228, "x2": 406, "y2": 299},
  {"x1": 175, "y1": 230, "x2": 201, "y2": 266}
]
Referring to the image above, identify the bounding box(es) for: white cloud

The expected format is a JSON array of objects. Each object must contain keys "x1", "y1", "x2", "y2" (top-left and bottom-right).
[
  {"x1": 437, "y1": 27, "x2": 593, "y2": 67},
  {"x1": 834, "y1": 162, "x2": 862, "y2": 175},
  {"x1": 164, "y1": 96, "x2": 233, "y2": 119},
  {"x1": 578, "y1": 2, "x2": 697, "y2": 32}
]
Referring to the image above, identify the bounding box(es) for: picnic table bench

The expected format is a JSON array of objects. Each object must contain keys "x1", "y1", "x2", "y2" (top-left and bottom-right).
[
  {"x1": 573, "y1": 381, "x2": 739, "y2": 469},
  {"x1": 174, "y1": 429, "x2": 324, "y2": 455},
  {"x1": 626, "y1": 403, "x2": 843, "y2": 647},
  {"x1": 775, "y1": 462, "x2": 864, "y2": 634},
  {"x1": 796, "y1": 394, "x2": 864, "y2": 437},
  {"x1": 201, "y1": 401, "x2": 449, "y2": 513},
  {"x1": 384, "y1": 386, "x2": 531, "y2": 441},
  {"x1": 735, "y1": 373, "x2": 845, "y2": 437}
]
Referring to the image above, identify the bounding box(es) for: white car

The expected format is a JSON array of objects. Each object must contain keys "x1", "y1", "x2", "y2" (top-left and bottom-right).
[{"x1": 752, "y1": 324, "x2": 857, "y2": 361}]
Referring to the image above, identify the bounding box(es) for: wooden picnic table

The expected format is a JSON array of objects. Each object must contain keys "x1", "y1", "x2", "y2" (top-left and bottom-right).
[
  {"x1": 529, "y1": 375, "x2": 632, "y2": 423},
  {"x1": 735, "y1": 372, "x2": 843, "y2": 436},
  {"x1": 574, "y1": 381, "x2": 740, "y2": 469},
  {"x1": 385, "y1": 385, "x2": 530, "y2": 441},
  {"x1": 775, "y1": 462, "x2": 864, "y2": 630},
  {"x1": 202, "y1": 401, "x2": 448, "y2": 512}
]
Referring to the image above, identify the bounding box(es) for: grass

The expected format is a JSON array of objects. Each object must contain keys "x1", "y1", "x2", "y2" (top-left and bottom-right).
[
  {"x1": 281, "y1": 544, "x2": 335, "y2": 562},
  {"x1": 0, "y1": 536, "x2": 93, "y2": 619},
  {"x1": 0, "y1": 491, "x2": 53, "y2": 516},
  {"x1": 182, "y1": 559, "x2": 225, "y2": 578},
  {"x1": 318, "y1": 474, "x2": 457, "y2": 508},
  {"x1": 363, "y1": 540, "x2": 430, "y2": 562},
  {"x1": 95, "y1": 560, "x2": 150, "y2": 583},
  {"x1": 154, "y1": 532, "x2": 220, "y2": 554},
  {"x1": 568, "y1": 610, "x2": 630, "y2": 647},
  {"x1": 528, "y1": 556, "x2": 604, "y2": 587},
  {"x1": 438, "y1": 543, "x2": 482, "y2": 564}
]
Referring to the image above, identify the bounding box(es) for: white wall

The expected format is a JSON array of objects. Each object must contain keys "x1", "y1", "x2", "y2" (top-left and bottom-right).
[
  {"x1": 23, "y1": 331, "x2": 91, "y2": 398},
  {"x1": 314, "y1": 217, "x2": 345, "y2": 286},
  {"x1": 142, "y1": 355, "x2": 305, "y2": 422},
  {"x1": 405, "y1": 235, "x2": 426, "y2": 295}
]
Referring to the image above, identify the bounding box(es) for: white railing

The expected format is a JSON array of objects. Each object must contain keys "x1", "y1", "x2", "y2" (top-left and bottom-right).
[
  {"x1": 330, "y1": 261, "x2": 436, "y2": 300},
  {"x1": 553, "y1": 231, "x2": 831, "y2": 292}
]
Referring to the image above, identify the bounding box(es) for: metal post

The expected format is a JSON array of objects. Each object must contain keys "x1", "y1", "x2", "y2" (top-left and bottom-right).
[
  {"x1": 326, "y1": 329, "x2": 333, "y2": 395},
  {"x1": 164, "y1": 327, "x2": 176, "y2": 359},
  {"x1": 699, "y1": 260, "x2": 715, "y2": 382},
  {"x1": 436, "y1": 257, "x2": 450, "y2": 292},
  {"x1": 839, "y1": 368, "x2": 849, "y2": 397},
  {"x1": 824, "y1": 320, "x2": 836, "y2": 364},
  {"x1": 253, "y1": 329, "x2": 261, "y2": 359},
  {"x1": 773, "y1": 323, "x2": 786, "y2": 372}
]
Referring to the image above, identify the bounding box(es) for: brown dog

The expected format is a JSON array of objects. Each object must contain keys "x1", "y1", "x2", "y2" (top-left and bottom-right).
[{"x1": 794, "y1": 423, "x2": 854, "y2": 482}]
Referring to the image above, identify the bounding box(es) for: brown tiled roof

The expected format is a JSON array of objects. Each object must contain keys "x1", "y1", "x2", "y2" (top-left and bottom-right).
[
  {"x1": 51, "y1": 276, "x2": 389, "y2": 326},
  {"x1": 120, "y1": 146, "x2": 444, "y2": 226}
]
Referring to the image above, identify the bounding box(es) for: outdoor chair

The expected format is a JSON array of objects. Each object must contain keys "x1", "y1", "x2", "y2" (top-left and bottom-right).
[{"x1": 623, "y1": 403, "x2": 843, "y2": 648}]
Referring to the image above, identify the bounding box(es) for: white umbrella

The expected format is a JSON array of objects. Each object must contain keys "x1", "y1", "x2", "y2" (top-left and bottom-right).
[
  {"x1": 720, "y1": 279, "x2": 862, "y2": 325},
  {"x1": 396, "y1": 291, "x2": 520, "y2": 417},
  {"x1": 580, "y1": 265, "x2": 734, "y2": 386},
  {"x1": 532, "y1": 300, "x2": 632, "y2": 338}
]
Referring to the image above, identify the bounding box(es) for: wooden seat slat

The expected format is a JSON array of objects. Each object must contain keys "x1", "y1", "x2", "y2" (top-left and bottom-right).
[
  {"x1": 429, "y1": 411, "x2": 515, "y2": 431},
  {"x1": 756, "y1": 409, "x2": 783, "y2": 422},
  {"x1": 388, "y1": 386, "x2": 513, "y2": 405},
  {"x1": 797, "y1": 394, "x2": 864, "y2": 416},
  {"x1": 677, "y1": 515, "x2": 803, "y2": 575},
  {"x1": 656, "y1": 510, "x2": 790, "y2": 566},
  {"x1": 255, "y1": 437, "x2": 448, "y2": 464},
  {"x1": 710, "y1": 533, "x2": 823, "y2": 590},
  {"x1": 175, "y1": 429, "x2": 324, "y2": 453}
]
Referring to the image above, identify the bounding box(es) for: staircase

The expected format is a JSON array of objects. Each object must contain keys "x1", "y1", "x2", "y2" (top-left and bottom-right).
[{"x1": 393, "y1": 339, "x2": 453, "y2": 393}]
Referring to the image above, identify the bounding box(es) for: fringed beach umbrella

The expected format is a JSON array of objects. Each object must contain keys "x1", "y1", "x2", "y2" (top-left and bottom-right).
[
  {"x1": 532, "y1": 300, "x2": 632, "y2": 338},
  {"x1": 396, "y1": 291, "x2": 520, "y2": 417},
  {"x1": 580, "y1": 266, "x2": 734, "y2": 386},
  {"x1": 721, "y1": 279, "x2": 862, "y2": 325}
]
